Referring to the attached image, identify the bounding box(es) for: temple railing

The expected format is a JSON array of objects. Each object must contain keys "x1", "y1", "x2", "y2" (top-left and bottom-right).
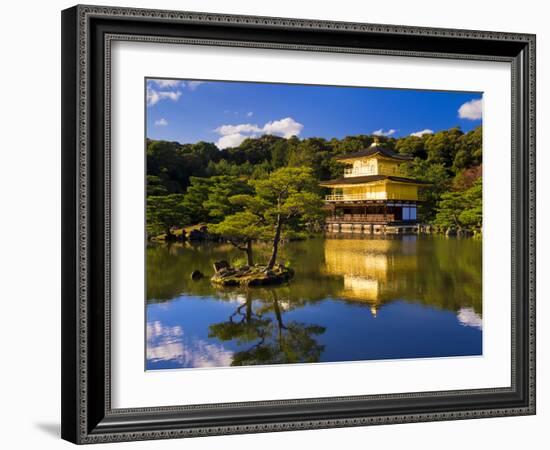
[
  {"x1": 343, "y1": 167, "x2": 377, "y2": 177},
  {"x1": 343, "y1": 167, "x2": 400, "y2": 177},
  {"x1": 325, "y1": 192, "x2": 425, "y2": 201},
  {"x1": 326, "y1": 214, "x2": 396, "y2": 223}
]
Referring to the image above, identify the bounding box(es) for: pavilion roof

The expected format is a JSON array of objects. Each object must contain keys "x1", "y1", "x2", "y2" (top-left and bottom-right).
[
  {"x1": 319, "y1": 174, "x2": 429, "y2": 186},
  {"x1": 335, "y1": 144, "x2": 412, "y2": 162}
]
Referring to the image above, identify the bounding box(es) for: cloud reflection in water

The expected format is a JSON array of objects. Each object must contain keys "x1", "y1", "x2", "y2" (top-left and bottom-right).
[
  {"x1": 147, "y1": 320, "x2": 233, "y2": 368},
  {"x1": 457, "y1": 307, "x2": 482, "y2": 330}
]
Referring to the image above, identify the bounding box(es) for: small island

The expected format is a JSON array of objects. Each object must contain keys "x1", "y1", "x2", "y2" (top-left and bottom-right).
[
  {"x1": 210, "y1": 261, "x2": 294, "y2": 287},
  {"x1": 205, "y1": 166, "x2": 322, "y2": 286}
]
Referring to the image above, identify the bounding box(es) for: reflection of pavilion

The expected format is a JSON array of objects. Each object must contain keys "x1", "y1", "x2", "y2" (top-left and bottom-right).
[{"x1": 323, "y1": 238, "x2": 418, "y2": 316}]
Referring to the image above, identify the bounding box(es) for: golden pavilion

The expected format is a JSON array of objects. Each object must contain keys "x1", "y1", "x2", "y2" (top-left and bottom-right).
[{"x1": 320, "y1": 141, "x2": 428, "y2": 234}]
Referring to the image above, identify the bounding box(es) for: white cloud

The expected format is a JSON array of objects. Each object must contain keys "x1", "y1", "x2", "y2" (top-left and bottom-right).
[
  {"x1": 372, "y1": 128, "x2": 396, "y2": 137},
  {"x1": 147, "y1": 88, "x2": 182, "y2": 106},
  {"x1": 410, "y1": 129, "x2": 434, "y2": 138},
  {"x1": 154, "y1": 118, "x2": 168, "y2": 126},
  {"x1": 216, "y1": 123, "x2": 262, "y2": 136},
  {"x1": 216, "y1": 133, "x2": 251, "y2": 149},
  {"x1": 145, "y1": 79, "x2": 206, "y2": 107},
  {"x1": 263, "y1": 117, "x2": 304, "y2": 138},
  {"x1": 246, "y1": 111, "x2": 253, "y2": 117},
  {"x1": 215, "y1": 116, "x2": 304, "y2": 149},
  {"x1": 458, "y1": 98, "x2": 482, "y2": 120},
  {"x1": 187, "y1": 81, "x2": 205, "y2": 90},
  {"x1": 150, "y1": 79, "x2": 184, "y2": 89}
]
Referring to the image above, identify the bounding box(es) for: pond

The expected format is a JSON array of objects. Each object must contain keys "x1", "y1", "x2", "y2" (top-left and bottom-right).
[{"x1": 146, "y1": 235, "x2": 482, "y2": 370}]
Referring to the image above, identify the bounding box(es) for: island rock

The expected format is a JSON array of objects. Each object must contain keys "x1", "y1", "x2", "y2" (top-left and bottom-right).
[
  {"x1": 213, "y1": 260, "x2": 230, "y2": 273},
  {"x1": 211, "y1": 264, "x2": 294, "y2": 287}
]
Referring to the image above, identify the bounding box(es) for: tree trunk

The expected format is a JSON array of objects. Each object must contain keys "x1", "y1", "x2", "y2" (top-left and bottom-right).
[
  {"x1": 266, "y1": 215, "x2": 283, "y2": 270},
  {"x1": 230, "y1": 240, "x2": 254, "y2": 266},
  {"x1": 245, "y1": 240, "x2": 254, "y2": 266}
]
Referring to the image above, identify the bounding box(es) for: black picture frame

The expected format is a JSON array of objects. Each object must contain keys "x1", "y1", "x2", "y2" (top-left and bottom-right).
[{"x1": 61, "y1": 4, "x2": 536, "y2": 444}]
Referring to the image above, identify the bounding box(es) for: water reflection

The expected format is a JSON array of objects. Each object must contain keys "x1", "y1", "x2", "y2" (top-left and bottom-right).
[
  {"x1": 322, "y1": 236, "x2": 482, "y2": 315},
  {"x1": 323, "y1": 238, "x2": 418, "y2": 315},
  {"x1": 207, "y1": 290, "x2": 326, "y2": 366},
  {"x1": 457, "y1": 307, "x2": 483, "y2": 329},
  {"x1": 147, "y1": 320, "x2": 233, "y2": 368},
  {"x1": 146, "y1": 235, "x2": 482, "y2": 369}
]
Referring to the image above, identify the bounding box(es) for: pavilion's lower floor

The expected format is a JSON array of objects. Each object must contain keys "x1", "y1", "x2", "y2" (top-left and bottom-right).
[
  {"x1": 326, "y1": 201, "x2": 418, "y2": 223},
  {"x1": 326, "y1": 221, "x2": 419, "y2": 234}
]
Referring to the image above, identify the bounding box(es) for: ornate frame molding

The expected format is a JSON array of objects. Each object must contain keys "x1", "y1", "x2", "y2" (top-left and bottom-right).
[{"x1": 61, "y1": 5, "x2": 536, "y2": 444}]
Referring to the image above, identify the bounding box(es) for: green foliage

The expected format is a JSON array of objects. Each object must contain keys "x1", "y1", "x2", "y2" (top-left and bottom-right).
[
  {"x1": 458, "y1": 178, "x2": 482, "y2": 228},
  {"x1": 210, "y1": 167, "x2": 325, "y2": 267},
  {"x1": 330, "y1": 135, "x2": 373, "y2": 154},
  {"x1": 395, "y1": 135, "x2": 427, "y2": 159},
  {"x1": 146, "y1": 194, "x2": 188, "y2": 237},
  {"x1": 181, "y1": 177, "x2": 213, "y2": 224},
  {"x1": 146, "y1": 125, "x2": 483, "y2": 231},
  {"x1": 424, "y1": 127, "x2": 463, "y2": 167},
  {"x1": 270, "y1": 139, "x2": 289, "y2": 168},
  {"x1": 181, "y1": 175, "x2": 252, "y2": 224},
  {"x1": 399, "y1": 160, "x2": 450, "y2": 222},
  {"x1": 209, "y1": 211, "x2": 266, "y2": 245},
  {"x1": 250, "y1": 167, "x2": 326, "y2": 234},
  {"x1": 222, "y1": 134, "x2": 284, "y2": 165},
  {"x1": 454, "y1": 126, "x2": 482, "y2": 170},
  {"x1": 146, "y1": 140, "x2": 220, "y2": 194},
  {"x1": 146, "y1": 175, "x2": 168, "y2": 196},
  {"x1": 434, "y1": 178, "x2": 482, "y2": 230},
  {"x1": 203, "y1": 176, "x2": 254, "y2": 222},
  {"x1": 147, "y1": 127, "x2": 482, "y2": 193}
]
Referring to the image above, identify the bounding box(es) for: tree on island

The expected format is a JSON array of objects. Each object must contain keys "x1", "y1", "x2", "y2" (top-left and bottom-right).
[
  {"x1": 210, "y1": 167, "x2": 325, "y2": 270},
  {"x1": 146, "y1": 194, "x2": 188, "y2": 239},
  {"x1": 208, "y1": 212, "x2": 264, "y2": 266}
]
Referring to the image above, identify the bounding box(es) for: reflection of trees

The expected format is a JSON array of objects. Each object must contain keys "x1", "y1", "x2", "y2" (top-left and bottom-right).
[
  {"x1": 208, "y1": 290, "x2": 326, "y2": 366},
  {"x1": 147, "y1": 242, "x2": 243, "y2": 302},
  {"x1": 147, "y1": 239, "x2": 343, "y2": 305},
  {"x1": 415, "y1": 236, "x2": 482, "y2": 314},
  {"x1": 147, "y1": 236, "x2": 481, "y2": 317}
]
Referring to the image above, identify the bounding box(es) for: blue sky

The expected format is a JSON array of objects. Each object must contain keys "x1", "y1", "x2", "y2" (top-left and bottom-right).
[{"x1": 145, "y1": 78, "x2": 482, "y2": 149}]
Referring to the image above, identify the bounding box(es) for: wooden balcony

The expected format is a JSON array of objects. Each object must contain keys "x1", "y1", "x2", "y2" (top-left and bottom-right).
[
  {"x1": 343, "y1": 167, "x2": 399, "y2": 178},
  {"x1": 326, "y1": 193, "x2": 394, "y2": 201}
]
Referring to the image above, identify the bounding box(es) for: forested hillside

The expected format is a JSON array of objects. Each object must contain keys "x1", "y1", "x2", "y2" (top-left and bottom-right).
[{"x1": 146, "y1": 126, "x2": 482, "y2": 236}]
